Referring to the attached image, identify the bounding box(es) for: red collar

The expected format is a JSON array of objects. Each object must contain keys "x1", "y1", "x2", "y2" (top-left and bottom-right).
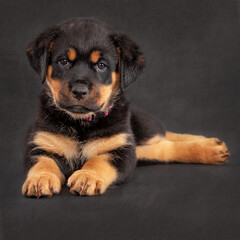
[{"x1": 86, "y1": 104, "x2": 114, "y2": 121}]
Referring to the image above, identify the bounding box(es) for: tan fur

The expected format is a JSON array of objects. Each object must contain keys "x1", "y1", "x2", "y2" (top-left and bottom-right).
[
  {"x1": 47, "y1": 65, "x2": 120, "y2": 119},
  {"x1": 67, "y1": 153, "x2": 117, "y2": 195},
  {"x1": 97, "y1": 84, "x2": 112, "y2": 106},
  {"x1": 67, "y1": 48, "x2": 77, "y2": 61},
  {"x1": 33, "y1": 131, "x2": 79, "y2": 166},
  {"x1": 48, "y1": 41, "x2": 54, "y2": 53},
  {"x1": 46, "y1": 65, "x2": 62, "y2": 101},
  {"x1": 97, "y1": 72, "x2": 120, "y2": 108},
  {"x1": 66, "y1": 111, "x2": 95, "y2": 120},
  {"x1": 140, "y1": 134, "x2": 164, "y2": 145},
  {"x1": 111, "y1": 72, "x2": 120, "y2": 91},
  {"x1": 116, "y1": 47, "x2": 121, "y2": 71},
  {"x1": 81, "y1": 133, "x2": 130, "y2": 159},
  {"x1": 138, "y1": 55, "x2": 145, "y2": 65},
  {"x1": 116, "y1": 47, "x2": 121, "y2": 54},
  {"x1": 22, "y1": 156, "x2": 65, "y2": 197},
  {"x1": 136, "y1": 138, "x2": 229, "y2": 165},
  {"x1": 33, "y1": 131, "x2": 129, "y2": 165},
  {"x1": 62, "y1": 81, "x2": 72, "y2": 98},
  {"x1": 166, "y1": 131, "x2": 207, "y2": 142},
  {"x1": 58, "y1": 84, "x2": 96, "y2": 119},
  {"x1": 90, "y1": 50, "x2": 101, "y2": 63}
]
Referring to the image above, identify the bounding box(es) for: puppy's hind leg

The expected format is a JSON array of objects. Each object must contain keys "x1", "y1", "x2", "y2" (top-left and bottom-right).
[
  {"x1": 136, "y1": 138, "x2": 230, "y2": 165},
  {"x1": 166, "y1": 131, "x2": 207, "y2": 142}
]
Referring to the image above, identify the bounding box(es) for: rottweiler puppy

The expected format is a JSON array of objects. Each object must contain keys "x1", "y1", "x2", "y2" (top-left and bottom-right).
[{"x1": 22, "y1": 18, "x2": 230, "y2": 198}]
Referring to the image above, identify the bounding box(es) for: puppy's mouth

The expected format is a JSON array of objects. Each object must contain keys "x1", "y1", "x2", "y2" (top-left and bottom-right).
[{"x1": 58, "y1": 103, "x2": 104, "y2": 114}]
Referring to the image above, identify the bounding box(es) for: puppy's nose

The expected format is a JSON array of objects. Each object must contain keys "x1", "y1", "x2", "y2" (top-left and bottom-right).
[{"x1": 71, "y1": 84, "x2": 89, "y2": 100}]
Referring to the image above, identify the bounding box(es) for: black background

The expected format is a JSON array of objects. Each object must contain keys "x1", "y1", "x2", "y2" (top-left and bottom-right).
[{"x1": 0, "y1": 0, "x2": 240, "y2": 239}]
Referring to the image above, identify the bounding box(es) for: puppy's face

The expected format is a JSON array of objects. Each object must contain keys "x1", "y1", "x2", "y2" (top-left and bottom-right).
[
  {"x1": 27, "y1": 19, "x2": 144, "y2": 119},
  {"x1": 46, "y1": 24, "x2": 119, "y2": 117}
]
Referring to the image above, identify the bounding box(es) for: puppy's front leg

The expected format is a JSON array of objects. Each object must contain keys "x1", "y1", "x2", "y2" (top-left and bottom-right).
[
  {"x1": 67, "y1": 145, "x2": 136, "y2": 196},
  {"x1": 67, "y1": 154, "x2": 117, "y2": 195},
  {"x1": 22, "y1": 156, "x2": 65, "y2": 198}
]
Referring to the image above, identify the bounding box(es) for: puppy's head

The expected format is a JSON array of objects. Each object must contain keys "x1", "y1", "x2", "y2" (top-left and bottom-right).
[{"x1": 27, "y1": 18, "x2": 144, "y2": 119}]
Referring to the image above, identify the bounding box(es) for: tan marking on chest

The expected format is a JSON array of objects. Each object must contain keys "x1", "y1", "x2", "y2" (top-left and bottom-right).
[
  {"x1": 81, "y1": 133, "x2": 130, "y2": 160},
  {"x1": 33, "y1": 132, "x2": 129, "y2": 168},
  {"x1": 33, "y1": 131, "x2": 79, "y2": 162}
]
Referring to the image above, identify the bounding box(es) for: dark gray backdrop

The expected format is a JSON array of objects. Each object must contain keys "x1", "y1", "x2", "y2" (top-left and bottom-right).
[{"x1": 0, "y1": 0, "x2": 240, "y2": 240}]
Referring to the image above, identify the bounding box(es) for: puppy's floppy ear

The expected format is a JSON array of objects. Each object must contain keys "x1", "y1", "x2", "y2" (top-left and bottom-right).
[
  {"x1": 110, "y1": 33, "x2": 145, "y2": 89},
  {"x1": 26, "y1": 25, "x2": 60, "y2": 82}
]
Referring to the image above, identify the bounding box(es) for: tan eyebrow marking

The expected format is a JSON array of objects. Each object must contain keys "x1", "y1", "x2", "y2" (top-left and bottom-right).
[
  {"x1": 67, "y1": 48, "x2": 77, "y2": 61},
  {"x1": 90, "y1": 50, "x2": 101, "y2": 63}
]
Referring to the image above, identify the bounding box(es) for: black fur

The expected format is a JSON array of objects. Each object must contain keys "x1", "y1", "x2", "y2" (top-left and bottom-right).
[
  {"x1": 111, "y1": 33, "x2": 145, "y2": 88},
  {"x1": 27, "y1": 26, "x2": 61, "y2": 81},
  {"x1": 24, "y1": 18, "x2": 165, "y2": 189}
]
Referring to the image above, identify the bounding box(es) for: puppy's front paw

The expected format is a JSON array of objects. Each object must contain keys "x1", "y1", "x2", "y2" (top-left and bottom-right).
[
  {"x1": 67, "y1": 170, "x2": 108, "y2": 196},
  {"x1": 22, "y1": 173, "x2": 61, "y2": 198}
]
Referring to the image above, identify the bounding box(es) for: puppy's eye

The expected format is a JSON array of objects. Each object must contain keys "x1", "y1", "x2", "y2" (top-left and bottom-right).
[
  {"x1": 97, "y1": 62, "x2": 107, "y2": 71},
  {"x1": 58, "y1": 58, "x2": 69, "y2": 66}
]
